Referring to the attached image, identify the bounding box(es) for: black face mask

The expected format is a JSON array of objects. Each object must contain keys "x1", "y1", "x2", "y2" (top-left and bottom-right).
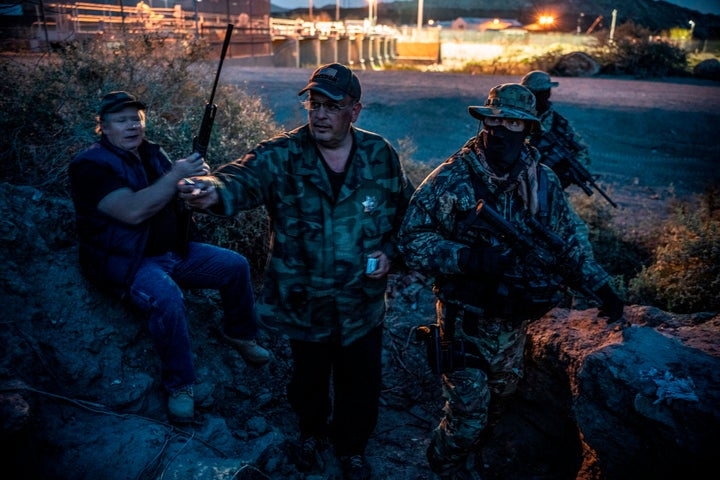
[
  {"x1": 534, "y1": 89, "x2": 551, "y2": 115},
  {"x1": 481, "y1": 126, "x2": 526, "y2": 174}
]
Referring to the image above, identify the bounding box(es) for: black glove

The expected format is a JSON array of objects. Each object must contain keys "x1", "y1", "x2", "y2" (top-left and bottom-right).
[
  {"x1": 595, "y1": 283, "x2": 624, "y2": 323},
  {"x1": 458, "y1": 246, "x2": 513, "y2": 277}
]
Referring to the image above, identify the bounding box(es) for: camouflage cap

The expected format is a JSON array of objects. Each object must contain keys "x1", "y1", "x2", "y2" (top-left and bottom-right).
[
  {"x1": 298, "y1": 63, "x2": 361, "y2": 101},
  {"x1": 520, "y1": 70, "x2": 559, "y2": 92},
  {"x1": 468, "y1": 83, "x2": 540, "y2": 131},
  {"x1": 98, "y1": 91, "x2": 146, "y2": 116}
]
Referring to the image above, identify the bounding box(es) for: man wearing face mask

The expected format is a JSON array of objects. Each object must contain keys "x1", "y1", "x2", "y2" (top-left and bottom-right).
[
  {"x1": 398, "y1": 83, "x2": 623, "y2": 479},
  {"x1": 520, "y1": 70, "x2": 592, "y2": 190}
]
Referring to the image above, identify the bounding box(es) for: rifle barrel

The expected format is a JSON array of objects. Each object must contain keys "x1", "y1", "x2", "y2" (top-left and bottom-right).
[{"x1": 208, "y1": 24, "x2": 234, "y2": 107}]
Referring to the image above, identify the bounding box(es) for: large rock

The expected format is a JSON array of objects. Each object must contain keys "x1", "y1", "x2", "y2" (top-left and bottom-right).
[
  {"x1": 553, "y1": 51, "x2": 602, "y2": 77},
  {"x1": 1, "y1": 183, "x2": 718, "y2": 479},
  {"x1": 693, "y1": 58, "x2": 720, "y2": 81}
]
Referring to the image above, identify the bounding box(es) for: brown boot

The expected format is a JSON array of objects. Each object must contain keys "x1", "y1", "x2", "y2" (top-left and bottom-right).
[
  {"x1": 168, "y1": 385, "x2": 194, "y2": 423},
  {"x1": 222, "y1": 335, "x2": 271, "y2": 365}
]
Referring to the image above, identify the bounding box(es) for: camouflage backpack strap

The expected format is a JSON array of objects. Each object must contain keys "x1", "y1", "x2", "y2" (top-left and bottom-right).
[
  {"x1": 536, "y1": 164, "x2": 550, "y2": 226},
  {"x1": 551, "y1": 110, "x2": 569, "y2": 134}
]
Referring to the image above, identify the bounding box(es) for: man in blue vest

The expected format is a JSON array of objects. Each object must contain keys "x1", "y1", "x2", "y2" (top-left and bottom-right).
[{"x1": 69, "y1": 91, "x2": 270, "y2": 424}]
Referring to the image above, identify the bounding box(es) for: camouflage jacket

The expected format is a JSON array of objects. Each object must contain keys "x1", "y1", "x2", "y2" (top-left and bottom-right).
[
  {"x1": 533, "y1": 107, "x2": 591, "y2": 177},
  {"x1": 398, "y1": 135, "x2": 610, "y2": 317},
  {"x1": 209, "y1": 124, "x2": 414, "y2": 345}
]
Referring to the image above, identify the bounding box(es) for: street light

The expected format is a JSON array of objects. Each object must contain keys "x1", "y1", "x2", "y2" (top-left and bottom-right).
[{"x1": 688, "y1": 20, "x2": 695, "y2": 39}]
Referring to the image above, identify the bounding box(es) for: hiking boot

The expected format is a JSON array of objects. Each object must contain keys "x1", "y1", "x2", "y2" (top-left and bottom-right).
[
  {"x1": 293, "y1": 435, "x2": 326, "y2": 472},
  {"x1": 167, "y1": 386, "x2": 194, "y2": 423},
  {"x1": 222, "y1": 335, "x2": 271, "y2": 366},
  {"x1": 340, "y1": 454, "x2": 371, "y2": 480}
]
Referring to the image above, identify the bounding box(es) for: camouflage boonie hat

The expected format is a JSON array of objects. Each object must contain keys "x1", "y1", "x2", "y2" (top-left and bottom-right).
[
  {"x1": 520, "y1": 70, "x2": 559, "y2": 92},
  {"x1": 468, "y1": 83, "x2": 540, "y2": 131}
]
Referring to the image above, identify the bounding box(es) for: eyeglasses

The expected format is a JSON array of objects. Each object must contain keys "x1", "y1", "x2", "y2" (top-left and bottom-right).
[
  {"x1": 301, "y1": 100, "x2": 354, "y2": 114},
  {"x1": 483, "y1": 117, "x2": 525, "y2": 132}
]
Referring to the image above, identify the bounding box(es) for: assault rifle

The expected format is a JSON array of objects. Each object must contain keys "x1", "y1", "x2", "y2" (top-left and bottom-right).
[
  {"x1": 468, "y1": 199, "x2": 600, "y2": 303},
  {"x1": 534, "y1": 130, "x2": 618, "y2": 208},
  {"x1": 193, "y1": 23, "x2": 234, "y2": 157},
  {"x1": 416, "y1": 199, "x2": 601, "y2": 375}
]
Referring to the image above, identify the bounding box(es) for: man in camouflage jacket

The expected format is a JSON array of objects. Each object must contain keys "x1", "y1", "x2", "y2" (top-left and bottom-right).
[
  {"x1": 179, "y1": 63, "x2": 414, "y2": 480},
  {"x1": 398, "y1": 83, "x2": 623, "y2": 479},
  {"x1": 520, "y1": 70, "x2": 591, "y2": 188}
]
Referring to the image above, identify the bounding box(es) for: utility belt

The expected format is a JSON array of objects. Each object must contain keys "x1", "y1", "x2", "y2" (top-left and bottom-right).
[
  {"x1": 434, "y1": 274, "x2": 562, "y2": 323},
  {"x1": 416, "y1": 302, "x2": 490, "y2": 375}
]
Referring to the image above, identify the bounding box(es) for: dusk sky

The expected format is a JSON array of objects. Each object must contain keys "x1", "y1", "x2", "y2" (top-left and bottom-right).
[{"x1": 271, "y1": 1, "x2": 720, "y2": 16}]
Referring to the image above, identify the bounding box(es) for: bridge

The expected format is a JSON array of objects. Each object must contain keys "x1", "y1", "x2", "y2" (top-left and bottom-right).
[{"x1": 28, "y1": 2, "x2": 423, "y2": 69}]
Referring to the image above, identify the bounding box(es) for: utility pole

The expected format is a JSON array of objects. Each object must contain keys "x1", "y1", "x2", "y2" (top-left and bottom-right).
[
  {"x1": 193, "y1": 0, "x2": 200, "y2": 38},
  {"x1": 417, "y1": 0, "x2": 424, "y2": 30},
  {"x1": 609, "y1": 8, "x2": 617, "y2": 43}
]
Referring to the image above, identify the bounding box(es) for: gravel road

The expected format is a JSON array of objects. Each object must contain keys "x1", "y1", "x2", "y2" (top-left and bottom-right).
[{"x1": 222, "y1": 65, "x2": 720, "y2": 196}]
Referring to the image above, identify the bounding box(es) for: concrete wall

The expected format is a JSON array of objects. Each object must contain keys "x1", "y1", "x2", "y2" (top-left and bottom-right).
[{"x1": 271, "y1": 35, "x2": 400, "y2": 69}]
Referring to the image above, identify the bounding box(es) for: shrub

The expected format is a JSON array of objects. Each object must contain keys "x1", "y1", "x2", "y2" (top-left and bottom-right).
[
  {"x1": 591, "y1": 21, "x2": 688, "y2": 78},
  {"x1": 1, "y1": 33, "x2": 210, "y2": 192},
  {"x1": 628, "y1": 186, "x2": 720, "y2": 313},
  {"x1": 570, "y1": 191, "x2": 651, "y2": 300},
  {"x1": 0, "y1": 33, "x2": 280, "y2": 281}
]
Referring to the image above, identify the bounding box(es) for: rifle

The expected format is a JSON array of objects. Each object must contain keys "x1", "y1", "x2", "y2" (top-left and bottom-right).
[
  {"x1": 468, "y1": 199, "x2": 600, "y2": 303},
  {"x1": 193, "y1": 23, "x2": 234, "y2": 157},
  {"x1": 534, "y1": 129, "x2": 618, "y2": 208},
  {"x1": 181, "y1": 24, "x2": 233, "y2": 252}
]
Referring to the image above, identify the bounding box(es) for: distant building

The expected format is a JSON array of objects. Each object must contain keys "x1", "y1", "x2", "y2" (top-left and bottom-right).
[{"x1": 449, "y1": 17, "x2": 524, "y2": 31}]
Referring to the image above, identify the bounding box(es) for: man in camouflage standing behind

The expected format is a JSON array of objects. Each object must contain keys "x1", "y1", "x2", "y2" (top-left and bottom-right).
[
  {"x1": 521, "y1": 71, "x2": 590, "y2": 186},
  {"x1": 179, "y1": 63, "x2": 414, "y2": 480},
  {"x1": 398, "y1": 83, "x2": 623, "y2": 479}
]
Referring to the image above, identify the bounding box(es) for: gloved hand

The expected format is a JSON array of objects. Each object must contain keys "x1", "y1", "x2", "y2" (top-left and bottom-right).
[
  {"x1": 595, "y1": 283, "x2": 625, "y2": 323},
  {"x1": 458, "y1": 246, "x2": 513, "y2": 277}
]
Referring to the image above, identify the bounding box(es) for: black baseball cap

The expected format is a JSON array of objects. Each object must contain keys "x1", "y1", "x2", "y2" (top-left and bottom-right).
[
  {"x1": 98, "y1": 91, "x2": 146, "y2": 116},
  {"x1": 298, "y1": 63, "x2": 361, "y2": 101}
]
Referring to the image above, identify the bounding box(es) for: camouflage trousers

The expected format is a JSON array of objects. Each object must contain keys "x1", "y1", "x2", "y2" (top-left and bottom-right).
[{"x1": 426, "y1": 300, "x2": 529, "y2": 477}]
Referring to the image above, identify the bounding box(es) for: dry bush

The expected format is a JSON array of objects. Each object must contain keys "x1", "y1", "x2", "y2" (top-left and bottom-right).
[
  {"x1": 570, "y1": 191, "x2": 651, "y2": 300},
  {"x1": 0, "y1": 33, "x2": 211, "y2": 192},
  {"x1": 628, "y1": 186, "x2": 720, "y2": 313},
  {"x1": 0, "y1": 33, "x2": 280, "y2": 281},
  {"x1": 591, "y1": 21, "x2": 689, "y2": 78},
  {"x1": 443, "y1": 21, "x2": 692, "y2": 79}
]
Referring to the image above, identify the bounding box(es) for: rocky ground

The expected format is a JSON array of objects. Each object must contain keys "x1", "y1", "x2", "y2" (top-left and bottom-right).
[{"x1": 1, "y1": 68, "x2": 719, "y2": 480}]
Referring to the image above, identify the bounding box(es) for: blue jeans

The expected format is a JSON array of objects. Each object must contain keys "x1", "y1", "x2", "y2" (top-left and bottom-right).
[{"x1": 127, "y1": 242, "x2": 258, "y2": 393}]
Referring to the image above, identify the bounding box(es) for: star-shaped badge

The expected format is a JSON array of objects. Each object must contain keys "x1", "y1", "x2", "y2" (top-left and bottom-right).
[{"x1": 362, "y1": 196, "x2": 377, "y2": 212}]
